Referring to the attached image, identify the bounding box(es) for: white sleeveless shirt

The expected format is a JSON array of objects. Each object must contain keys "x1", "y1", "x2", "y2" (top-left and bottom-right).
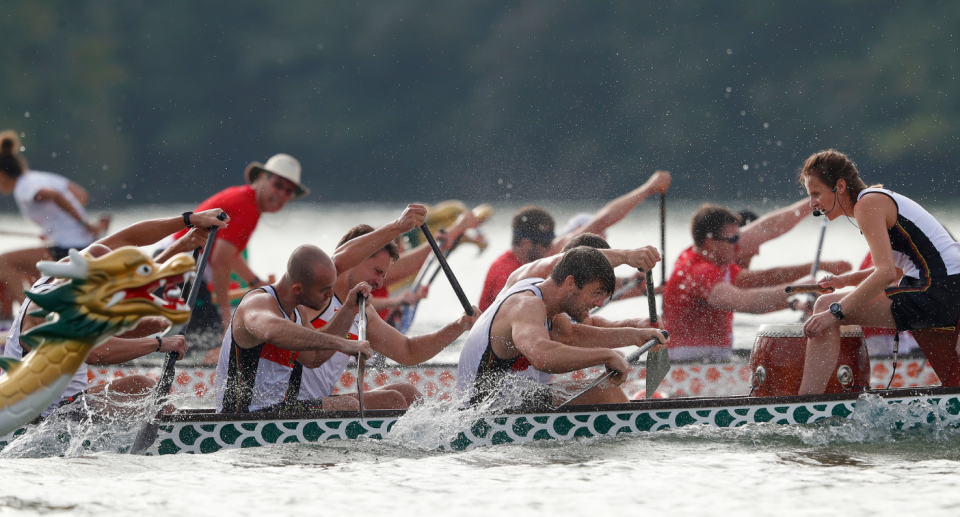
[
  {"x1": 457, "y1": 277, "x2": 552, "y2": 406},
  {"x1": 298, "y1": 295, "x2": 357, "y2": 400},
  {"x1": 858, "y1": 188, "x2": 960, "y2": 279}
]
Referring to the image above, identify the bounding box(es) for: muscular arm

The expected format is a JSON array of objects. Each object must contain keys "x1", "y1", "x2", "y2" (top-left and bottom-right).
[
  {"x1": 235, "y1": 294, "x2": 358, "y2": 354},
  {"x1": 97, "y1": 209, "x2": 228, "y2": 250},
  {"x1": 549, "y1": 314, "x2": 662, "y2": 350},
  {"x1": 333, "y1": 204, "x2": 426, "y2": 274},
  {"x1": 506, "y1": 297, "x2": 620, "y2": 374},
  {"x1": 552, "y1": 171, "x2": 670, "y2": 251},
  {"x1": 706, "y1": 282, "x2": 791, "y2": 314},
  {"x1": 365, "y1": 305, "x2": 472, "y2": 366},
  {"x1": 737, "y1": 199, "x2": 812, "y2": 260}
]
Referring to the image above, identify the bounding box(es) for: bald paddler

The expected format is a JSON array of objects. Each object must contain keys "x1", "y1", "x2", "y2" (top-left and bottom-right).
[
  {"x1": 458, "y1": 247, "x2": 665, "y2": 410},
  {"x1": 170, "y1": 153, "x2": 309, "y2": 349},
  {"x1": 289, "y1": 205, "x2": 480, "y2": 411},
  {"x1": 214, "y1": 245, "x2": 374, "y2": 413}
]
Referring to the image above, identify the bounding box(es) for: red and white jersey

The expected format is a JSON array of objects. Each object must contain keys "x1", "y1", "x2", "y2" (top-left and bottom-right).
[
  {"x1": 214, "y1": 286, "x2": 303, "y2": 413},
  {"x1": 299, "y1": 295, "x2": 357, "y2": 400}
]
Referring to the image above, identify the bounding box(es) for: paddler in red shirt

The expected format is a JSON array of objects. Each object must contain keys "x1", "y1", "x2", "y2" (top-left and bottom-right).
[
  {"x1": 663, "y1": 204, "x2": 850, "y2": 362},
  {"x1": 171, "y1": 153, "x2": 309, "y2": 348},
  {"x1": 478, "y1": 171, "x2": 672, "y2": 311}
]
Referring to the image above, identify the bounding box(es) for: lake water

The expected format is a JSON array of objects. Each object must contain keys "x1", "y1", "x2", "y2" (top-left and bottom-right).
[{"x1": 2, "y1": 198, "x2": 960, "y2": 516}]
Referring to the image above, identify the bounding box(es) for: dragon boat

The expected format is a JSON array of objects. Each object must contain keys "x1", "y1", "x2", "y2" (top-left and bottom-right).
[{"x1": 3, "y1": 382, "x2": 957, "y2": 455}]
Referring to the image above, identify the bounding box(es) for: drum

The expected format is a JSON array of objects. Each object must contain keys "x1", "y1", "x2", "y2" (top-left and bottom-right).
[{"x1": 748, "y1": 324, "x2": 869, "y2": 397}]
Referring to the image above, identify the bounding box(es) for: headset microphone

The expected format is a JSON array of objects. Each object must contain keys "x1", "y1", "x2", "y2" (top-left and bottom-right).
[
  {"x1": 812, "y1": 187, "x2": 839, "y2": 217},
  {"x1": 812, "y1": 209, "x2": 823, "y2": 217}
]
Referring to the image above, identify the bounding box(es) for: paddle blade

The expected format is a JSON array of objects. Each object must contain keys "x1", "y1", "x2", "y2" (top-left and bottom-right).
[{"x1": 645, "y1": 348, "x2": 671, "y2": 397}]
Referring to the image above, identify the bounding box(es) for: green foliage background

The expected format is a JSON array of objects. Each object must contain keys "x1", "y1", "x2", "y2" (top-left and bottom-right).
[{"x1": 1, "y1": 0, "x2": 957, "y2": 207}]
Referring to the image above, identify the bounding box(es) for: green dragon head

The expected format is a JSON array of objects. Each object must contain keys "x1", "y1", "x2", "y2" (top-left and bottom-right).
[{"x1": 21, "y1": 248, "x2": 196, "y2": 349}]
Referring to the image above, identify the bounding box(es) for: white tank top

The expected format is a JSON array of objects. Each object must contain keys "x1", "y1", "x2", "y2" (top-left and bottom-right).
[
  {"x1": 297, "y1": 295, "x2": 357, "y2": 400},
  {"x1": 214, "y1": 285, "x2": 303, "y2": 412},
  {"x1": 2, "y1": 277, "x2": 88, "y2": 417},
  {"x1": 457, "y1": 277, "x2": 552, "y2": 407},
  {"x1": 858, "y1": 188, "x2": 960, "y2": 278},
  {"x1": 13, "y1": 171, "x2": 96, "y2": 248}
]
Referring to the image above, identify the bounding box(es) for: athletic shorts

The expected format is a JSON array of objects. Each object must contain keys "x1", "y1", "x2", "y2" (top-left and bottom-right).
[
  {"x1": 508, "y1": 384, "x2": 556, "y2": 413},
  {"x1": 887, "y1": 275, "x2": 960, "y2": 332}
]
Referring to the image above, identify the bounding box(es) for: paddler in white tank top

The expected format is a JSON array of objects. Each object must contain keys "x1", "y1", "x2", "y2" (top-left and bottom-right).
[
  {"x1": 457, "y1": 247, "x2": 667, "y2": 410},
  {"x1": 799, "y1": 150, "x2": 960, "y2": 394},
  {"x1": 213, "y1": 244, "x2": 373, "y2": 413},
  {"x1": 294, "y1": 206, "x2": 480, "y2": 410}
]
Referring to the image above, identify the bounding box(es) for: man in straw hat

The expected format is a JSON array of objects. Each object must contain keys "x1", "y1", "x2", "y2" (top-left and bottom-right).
[{"x1": 170, "y1": 153, "x2": 309, "y2": 348}]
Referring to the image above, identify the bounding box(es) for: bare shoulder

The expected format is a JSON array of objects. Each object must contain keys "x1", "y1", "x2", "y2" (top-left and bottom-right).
[
  {"x1": 234, "y1": 289, "x2": 283, "y2": 322},
  {"x1": 499, "y1": 291, "x2": 547, "y2": 323},
  {"x1": 855, "y1": 191, "x2": 898, "y2": 227}
]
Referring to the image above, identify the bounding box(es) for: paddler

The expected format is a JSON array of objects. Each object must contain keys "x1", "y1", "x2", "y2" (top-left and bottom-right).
[
  {"x1": 288, "y1": 205, "x2": 479, "y2": 411},
  {"x1": 169, "y1": 153, "x2": 309, "y2": 350},
  {"x1": 478, "y1": 171, "x2": 672, "y2": 311},
  {"x1": 213, "y1": 244, "x2": 374, "y2": 413},
  {"x1": 458, "y1": 247, "x2": 667, "y2": 410},
  {"x1": 662, "y1": 203, "x2": 851, "y2": 362},
  {"x1": 0, "y1": 130, "x2": 110, "y2": 319},
  {"x1": 3, "y1": 209, "x2": 228, "y2": 418},
  {"x1": 798, "y1": 150, "x2": 960, "y2": 394}
]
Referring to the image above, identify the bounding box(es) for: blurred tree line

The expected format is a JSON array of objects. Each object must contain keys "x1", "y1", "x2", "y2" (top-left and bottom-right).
[{"x1": 0, "y1": 0, "x2": 958, "y2": 209}]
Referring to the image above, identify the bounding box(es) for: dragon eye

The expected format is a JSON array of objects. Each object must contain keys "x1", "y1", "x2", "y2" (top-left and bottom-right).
[{"x1": 135, "y1": 264, "x2": 153, "y2": 277}]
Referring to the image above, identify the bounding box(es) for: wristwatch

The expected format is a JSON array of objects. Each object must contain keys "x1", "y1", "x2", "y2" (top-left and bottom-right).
[{"x1": 829, "y1": 302, "x2": 845, "y2": 321}]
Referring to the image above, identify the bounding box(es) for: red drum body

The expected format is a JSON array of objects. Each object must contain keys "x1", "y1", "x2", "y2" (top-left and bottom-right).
[{"x1": 749, "y1": 324, "x2": 869, "y2": 397}]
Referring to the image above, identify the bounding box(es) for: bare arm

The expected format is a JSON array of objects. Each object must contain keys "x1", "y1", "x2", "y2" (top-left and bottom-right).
[
  {"x1": 835, "y1": 194, "x2": 900, "y2": 314},
  {"x1": 86, "y1": 335, "x2": 187, "y2": 364},
  {"x1": 96, "y1": 208, "x2": 228, "y2": 250},
  {"x1": 507, "y1": 297, "x2": 627, "y2": 375},
  {"x1": 549, "y1": 314, "x2": 665, "y2": 350},
  {"x1": 552, "y1": 171, "x2": 671, "y2": 251},
  {"x1": 332, "y1": 204, "x2": 427, "y2": 274},
  {"x1": 34, "y1": 188, "x2": 94, "y2": 232},
  {"x1": 365, "y1": 303, "x2": 478, "y2": 366},
  {"x1": 66, "y1": 181, "x2": 90, "y2": 206},
  {"x1": 706, "y1": 282, "x2": 791, "y2": 314},
  {"x1": 235, "y1": 293, "x2": 371, "y2": 358},
  {"x1": 738, "y1": 199, "x2": 812, "y2": 260}
]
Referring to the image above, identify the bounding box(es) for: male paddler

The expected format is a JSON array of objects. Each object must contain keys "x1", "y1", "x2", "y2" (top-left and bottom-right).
[
  {"x1": 213, "y1": 244, "x2": 373, "y2": 413},
  {"x1": 3, "y1": 209, "x2": 228, "y2": 418},
  {"x1": 288, "y1": 205, "x2": 480, "y2": 410},
  {"x1": 170, "y1": 153, "x2": 310, "y2": 350},
  {"x1": 458, "y1": 247, "x2": 666, "y2": 410}
]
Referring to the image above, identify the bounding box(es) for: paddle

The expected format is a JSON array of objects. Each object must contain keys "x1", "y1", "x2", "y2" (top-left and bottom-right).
[
  {"x1": 129, "y1": 212, "x2": 226, "y2": 454},
  {"x1": 419, "y1": 224, "x2": 475, "y2": 316},
  {"x1": 785, "y1": 284, "x2": 835, "y2": 294},
  {"x1": 660, "y1": 192, "x2": 667, "y2": 286},
  {"x1": 356, "y1": 292, "x2": 367, "y2": 419},
  {"x1": 556, "y1": 331, "x2": 669, "y2": 408},
  {"x1": 801, "y1": 216, "x2": 830, "y2": 318},
  {"x1": 644, "y1": 269, "x2": 671, "y2": 396}
]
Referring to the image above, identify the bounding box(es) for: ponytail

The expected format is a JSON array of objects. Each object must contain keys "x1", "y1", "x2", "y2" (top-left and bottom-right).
[{"x1": 0, "y1": 130, "x2": 27, "y2": 178}]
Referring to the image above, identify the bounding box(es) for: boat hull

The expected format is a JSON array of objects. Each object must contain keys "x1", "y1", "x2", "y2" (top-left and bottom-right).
[{"x1": 6, "y1": 386, "x2": 943, "y2": 456}]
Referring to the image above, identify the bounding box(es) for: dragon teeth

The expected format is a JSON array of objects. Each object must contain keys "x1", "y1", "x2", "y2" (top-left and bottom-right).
[{"x1": 106, "y1": 291, "x2": 126, "y2": 308}]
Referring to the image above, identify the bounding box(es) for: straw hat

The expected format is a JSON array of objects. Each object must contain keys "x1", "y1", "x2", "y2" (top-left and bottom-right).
[{"x1": 244, "y1": 153, "x2": 310, "y2": 198}]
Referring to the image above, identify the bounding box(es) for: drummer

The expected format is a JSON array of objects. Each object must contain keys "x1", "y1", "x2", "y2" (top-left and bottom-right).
[{"x1": 798, "y1": 150, "x2": 960, "y2": 394}]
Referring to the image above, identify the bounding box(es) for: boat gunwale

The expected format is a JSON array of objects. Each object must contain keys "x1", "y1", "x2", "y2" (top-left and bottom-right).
[{"x1": 159, "y1": 385, "x2": 960, "y2": 425}]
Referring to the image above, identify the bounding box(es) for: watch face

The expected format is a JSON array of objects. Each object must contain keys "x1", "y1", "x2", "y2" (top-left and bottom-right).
[{"x1": 830, "y1": 303, "x2": 839, "y2": 312}]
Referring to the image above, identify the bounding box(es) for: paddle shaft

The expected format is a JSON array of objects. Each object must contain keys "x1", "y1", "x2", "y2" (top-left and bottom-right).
[
  {"x1": 810, "y1": 216, "x2": 828, "y2": 278},
  {"x1": 357, "y1": 293, "x2": 367, "y2": 418},
  {"x1": 646, "y1": 269, "x2": 658, "y2": 324},
  {"x1": 556, "y1": 332, "x2": 669, "y2": 408},
  {"x1": 660, "y1": 193, "x2": 666, "y2": 286},
  {"x1": 419, "y1": 224, "x2": 474, "y2": 316},
  {"x1": 129, "y1": 213, "x2": 226, "y2": 455},
  {"x1": 785, "y1": 284, "x2": 835, "y2": 294}
]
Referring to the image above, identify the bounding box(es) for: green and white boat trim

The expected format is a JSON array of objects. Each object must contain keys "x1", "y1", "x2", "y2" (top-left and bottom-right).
[{"x1": 5, "y1": 385, "x2": 955, "y2": 455}]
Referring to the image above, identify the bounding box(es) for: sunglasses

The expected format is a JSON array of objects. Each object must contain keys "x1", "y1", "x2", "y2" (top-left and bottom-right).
[{"x1": 713, "y1": 234, "x2": 740, "y2": 244}]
